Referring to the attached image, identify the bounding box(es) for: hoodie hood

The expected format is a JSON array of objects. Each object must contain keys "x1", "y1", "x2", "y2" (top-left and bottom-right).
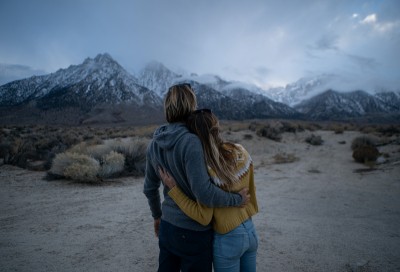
[{"x1": 153, "y1": 123, "x2": 190, "y2": 150}]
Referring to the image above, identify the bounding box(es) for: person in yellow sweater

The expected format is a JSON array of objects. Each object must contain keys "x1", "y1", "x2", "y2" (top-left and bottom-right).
[{"x1": 159, "y1": 109, "x2": 259, "y2": 272}]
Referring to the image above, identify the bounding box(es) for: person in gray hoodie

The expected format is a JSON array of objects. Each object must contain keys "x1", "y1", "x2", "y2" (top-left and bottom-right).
[{"x1": 143, "y1": 83, "x2": 250, "y2": 272}]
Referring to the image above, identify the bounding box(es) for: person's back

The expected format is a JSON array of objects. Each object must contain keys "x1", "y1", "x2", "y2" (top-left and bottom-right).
[
  {"x1": 160, "y1": 109, "x2": 259, "y2": 272},
  {"x1": 143, "y1": 83, "x2": 247, "y2": 272},
  {"x1": 145, "y1": 122, "x2": 242, "y2": 230}
]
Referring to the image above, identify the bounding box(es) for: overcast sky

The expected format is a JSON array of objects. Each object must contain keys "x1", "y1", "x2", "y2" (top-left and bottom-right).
[{"x1": 0, "y1": 0, "x2": 399, "y2": 91}]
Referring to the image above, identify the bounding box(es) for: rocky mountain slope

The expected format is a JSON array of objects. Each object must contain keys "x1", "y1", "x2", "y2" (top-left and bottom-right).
[
  {"x1": 0, "y1": 53, "x2": 399, "y2": 125},
  {"x1": 294, "y1": 89, "x2": 400, "y2": 122}
]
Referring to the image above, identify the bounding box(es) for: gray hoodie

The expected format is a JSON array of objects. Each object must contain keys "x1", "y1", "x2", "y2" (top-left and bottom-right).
[{"x1": 143, "y1": 122, "x2": 243, "y2": 231}]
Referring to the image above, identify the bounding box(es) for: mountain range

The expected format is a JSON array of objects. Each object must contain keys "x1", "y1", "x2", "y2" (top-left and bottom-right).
[{"x1": 0, "y1": 53, "x2": 399, "y2": 125}]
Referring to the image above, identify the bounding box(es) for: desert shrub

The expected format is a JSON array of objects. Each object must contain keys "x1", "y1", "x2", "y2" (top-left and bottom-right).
[
  {"x1": 273, "y1": 153, "x2": 299, "y2": 164},
  {"x1": 59, "y1": 131, "x2": 83, "y2": 146},
  {"x1": 303, "y1": 122, "x2": 321, "y2": 131},
  {"x1": 305, "y1": 134, "x2": 323, "y2": 145},
  {"x1": 99, "y1": 151, "x2": 125, "y2": 178},
  {"x1": 49, "y1": 152, "x2": 77, "y2": 177},
  {"x1": 110, "y1": 137, "x2": 149, "y2": 175},
  {"x1": 6, "y1": 137, "x2": 36, "y2": 168},
  {"x1": 352, "y1": 145, "x2": 379, "y2": 163},
  {"x1": 333, "y1": 125, "x2": 344, "y2": 134},
  {"x1": 35, "y1": 137, "x2": 60, "y2": 151},
  {"x1": 256, "y1": 126, "x2": 282, "y2": 142},
  {"x1": 377, "y1": 125, "x2": 400, "y2": 136},
  {"x1": 243, "y1": 134, "x2": 253, "y2": 140},
  {"x1": 47, "y1": 136, "x2": 149, "y2": 180},
  {"x1": 86, "y1": 144, "x2": 113, "y2": 161},
  {"x1": 63, "y1": 156, "x2": 100, "y2": 182},
  {"x1": 0, "y1": 143, "x2": 12, "y2": 163},
  {"x1": 360, "y1": 126, "x2": 377, "y2": 134},
  {"x1": 248, "y1": 122, "x2": 259, "y2": 132},
  {"x1": 50, "y1": 152, "x2": 100, "y2": 182},
  {"x1": 280, "y1": 121, "x2": 298, "y2": 133},
  {"x1": 351, "y1": 136, "x2": 376, "y2": 151}
]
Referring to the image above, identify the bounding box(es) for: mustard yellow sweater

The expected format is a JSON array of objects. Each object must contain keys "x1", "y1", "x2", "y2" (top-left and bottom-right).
[{"x1": 168, "y1": 143, "x2": 258, "y2": 234}]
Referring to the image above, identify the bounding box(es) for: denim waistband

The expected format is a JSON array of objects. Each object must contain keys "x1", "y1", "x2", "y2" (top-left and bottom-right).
[{"x1": 242, "y1": 217, "x2": 253, "y2": 229}]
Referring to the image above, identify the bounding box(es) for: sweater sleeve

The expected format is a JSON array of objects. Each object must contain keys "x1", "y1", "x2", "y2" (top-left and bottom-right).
[
  {"x1": 143, "y1": 146, "x2": 162, "y2": 219},
  {"x1": 182, "y1": 136, "x2": 243, "y2": 207},
  {"x1": 168, "y1": 187, "x2": 213, "y2": 226}
]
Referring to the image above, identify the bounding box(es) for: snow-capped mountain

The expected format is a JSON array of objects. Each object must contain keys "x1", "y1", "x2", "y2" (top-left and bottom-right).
[
  {"x1": 137, "y1": 61, "x2": 179, "y2": 98},
  {"x1": 175, "y1": 81, "x2": 299, "y2": 120},
  {"x1": 135, "y1": 62, "x2": 298, "y2": 119},
  {"x1": 0, "y1": 54, "x2": 164, "y2": 125},
  {"x1": 0, "y1": 53, "x2": 160, "y2": 109},
  {"x1": 294, "y1": 89, "x2": 400, "y2": 121},
  {"x1": 1, "y1": 53, "x2": 399, "y2": 125},
  {"x1": 266, "y1": 74, "x2": 342, "y2": 106}
]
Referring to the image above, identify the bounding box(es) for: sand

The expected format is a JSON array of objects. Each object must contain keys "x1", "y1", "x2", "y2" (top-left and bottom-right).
[{"x1": 1, "y1": 130, "x2": 399, "y2": 271}]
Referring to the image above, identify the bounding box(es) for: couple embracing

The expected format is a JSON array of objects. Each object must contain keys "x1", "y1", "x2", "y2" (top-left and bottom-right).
[{"x1": 143, "y1": 83, "x2": 259, "y2": 272}]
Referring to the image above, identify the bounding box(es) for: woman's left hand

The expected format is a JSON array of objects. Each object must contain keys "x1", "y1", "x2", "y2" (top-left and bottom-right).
[{"x1": 158, "y1": 167, "x2": 177, "y2": 189}]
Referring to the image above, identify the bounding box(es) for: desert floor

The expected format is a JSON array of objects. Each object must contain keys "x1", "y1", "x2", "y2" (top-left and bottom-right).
[{"x1": 1, "y1": 130, "x2": 400, "y2": 272}]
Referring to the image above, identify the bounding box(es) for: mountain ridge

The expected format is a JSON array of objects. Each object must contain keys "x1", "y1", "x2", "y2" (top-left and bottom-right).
[{"x1": 0, "y1": 53, "x2": 399, "y2": 125}]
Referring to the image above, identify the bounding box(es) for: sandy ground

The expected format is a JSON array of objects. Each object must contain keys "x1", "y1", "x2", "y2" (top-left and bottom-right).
[{"x1": 1, "y1": 130, "x2": 400, "y2": 272}]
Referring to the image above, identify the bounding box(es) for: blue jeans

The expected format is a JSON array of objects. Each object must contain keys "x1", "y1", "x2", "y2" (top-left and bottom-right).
[
  {"x1": 213, "y1": 218, "x2": 258, "y2": 272},
  {"x1": 158, "y1": 219, "x2": 213, "y2": 272}
]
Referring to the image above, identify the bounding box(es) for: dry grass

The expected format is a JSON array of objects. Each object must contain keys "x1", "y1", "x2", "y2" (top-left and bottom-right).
[{"x1": 272, "y1": 153, "x2": 299, "y2": 164}]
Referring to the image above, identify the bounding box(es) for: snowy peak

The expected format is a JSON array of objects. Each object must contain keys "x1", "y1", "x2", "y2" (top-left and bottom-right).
[
  {"x1": 1, "y1": 54, "x2": 399, "y2": 125},
  {"x1": 266, "y1": 74, "x2": 342, "y2": 106},
  {"x1": 294, "y1": 89, "x2": 400, "y2": 120},
  {"x1": 137, "y1": 61, "x2": 178, "y2": 97},
  {"x1": 0, "y1": 53, "x2": 158, "y2": 108}
]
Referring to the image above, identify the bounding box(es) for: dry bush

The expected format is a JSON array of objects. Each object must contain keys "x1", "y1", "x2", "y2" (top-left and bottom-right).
[
  {"x1": 351, "y1": 135, "x2": 380, "y2": 164},
  {"x1": 63, "y1": 155, "x2": 100, "y2": 182},
  {"x1": 243, "y1": 134, "x2": 253, "y2": 140},
  {"x1": 0, "y1": 143, "x2": 12, "y2": 164},
  {"x1": 59, "y1": 131, "x2": 83, "y2": 146},
  {"x1": 257, "y1": 126, "x2": 282, "y2": 141},
  {"x1": 99, "y1": 151, "x2": 125, "y2": 178},
  {"x1": 352, "y1": 146, "x2": 379, "y2": 164},
  {"x1": 256, "y1": 121, "x2": 286, "y2": 141},
  {"x1": 302, "y1": 122, "x2": 322, "y2": 132},
  {"x1": 280, "y1": 121, "x2": 299, "y2": 133},
  {"x1": 351, "y1": 136, "x2": 376, "y2": 151},
  {"x1": 50, "y1": 152, "x2": 100, "y2": 182},
  {"x1": 332, "y1": 125, "x2": 345, "y2": 134},
  {"x1": 109, "y1": 137, "x2": 149, "y2": 176},
  {"x1": 223, "y1": 121, "x2": 250, "y2": 132},
  {"x1": 273, "y1": 153, "x2": 299, "y2": 164},
  {"x1": 248, "y1": 122, "x2": 260, "y2": 132},
  {"x1": 305, "y1": 134, "x2": 323, "y2": 145},
  {"x1": 133, "y1": 124, "x2": 160, "y2": 137},
  {"x1": 49, "y1": 152, "x2": 77, "y2": 177},
  {"x1": 360, "y1": 126, "x2": 378, "y2": 134},
  {"x1": 377, "y1": 125, "x2": 400, "y2": 136},
  {"x1": 47, "y1": 136, "x2": 149, "y2": 180}
]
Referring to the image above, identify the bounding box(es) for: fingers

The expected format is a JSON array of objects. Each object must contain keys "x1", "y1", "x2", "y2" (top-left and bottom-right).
[
  {"x1": 239, "y1": 187, "x2": 251, "y2": 207},
  {"x1": 154, "y1": 218, "x2": 161, "y2": 238},
  {"x1": 158, "y1": 166, "x2": 171, "y2": 179}
]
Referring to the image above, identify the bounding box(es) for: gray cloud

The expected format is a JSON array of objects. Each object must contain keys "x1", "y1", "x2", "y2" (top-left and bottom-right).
[
  {"x1": 313, "y1": 34, "x2": 340, "y2": 51},
  {"x1": 0, "y1": 63, "x2": 46, "y2": 85},
  {"x1": 0, "y1": 0, "x2": 399, "y2": 90},
  {"x1": 346, "y1": 54, "x2": 379, "y2": 71}
]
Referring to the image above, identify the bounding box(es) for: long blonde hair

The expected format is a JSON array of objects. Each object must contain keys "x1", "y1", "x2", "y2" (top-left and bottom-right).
[
  {"x1": 186, "y1": 110, "x2": 239, "y2": 186},
  {"x1": 164, "y1": 83, "x2": 197, "y2": 123}
]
